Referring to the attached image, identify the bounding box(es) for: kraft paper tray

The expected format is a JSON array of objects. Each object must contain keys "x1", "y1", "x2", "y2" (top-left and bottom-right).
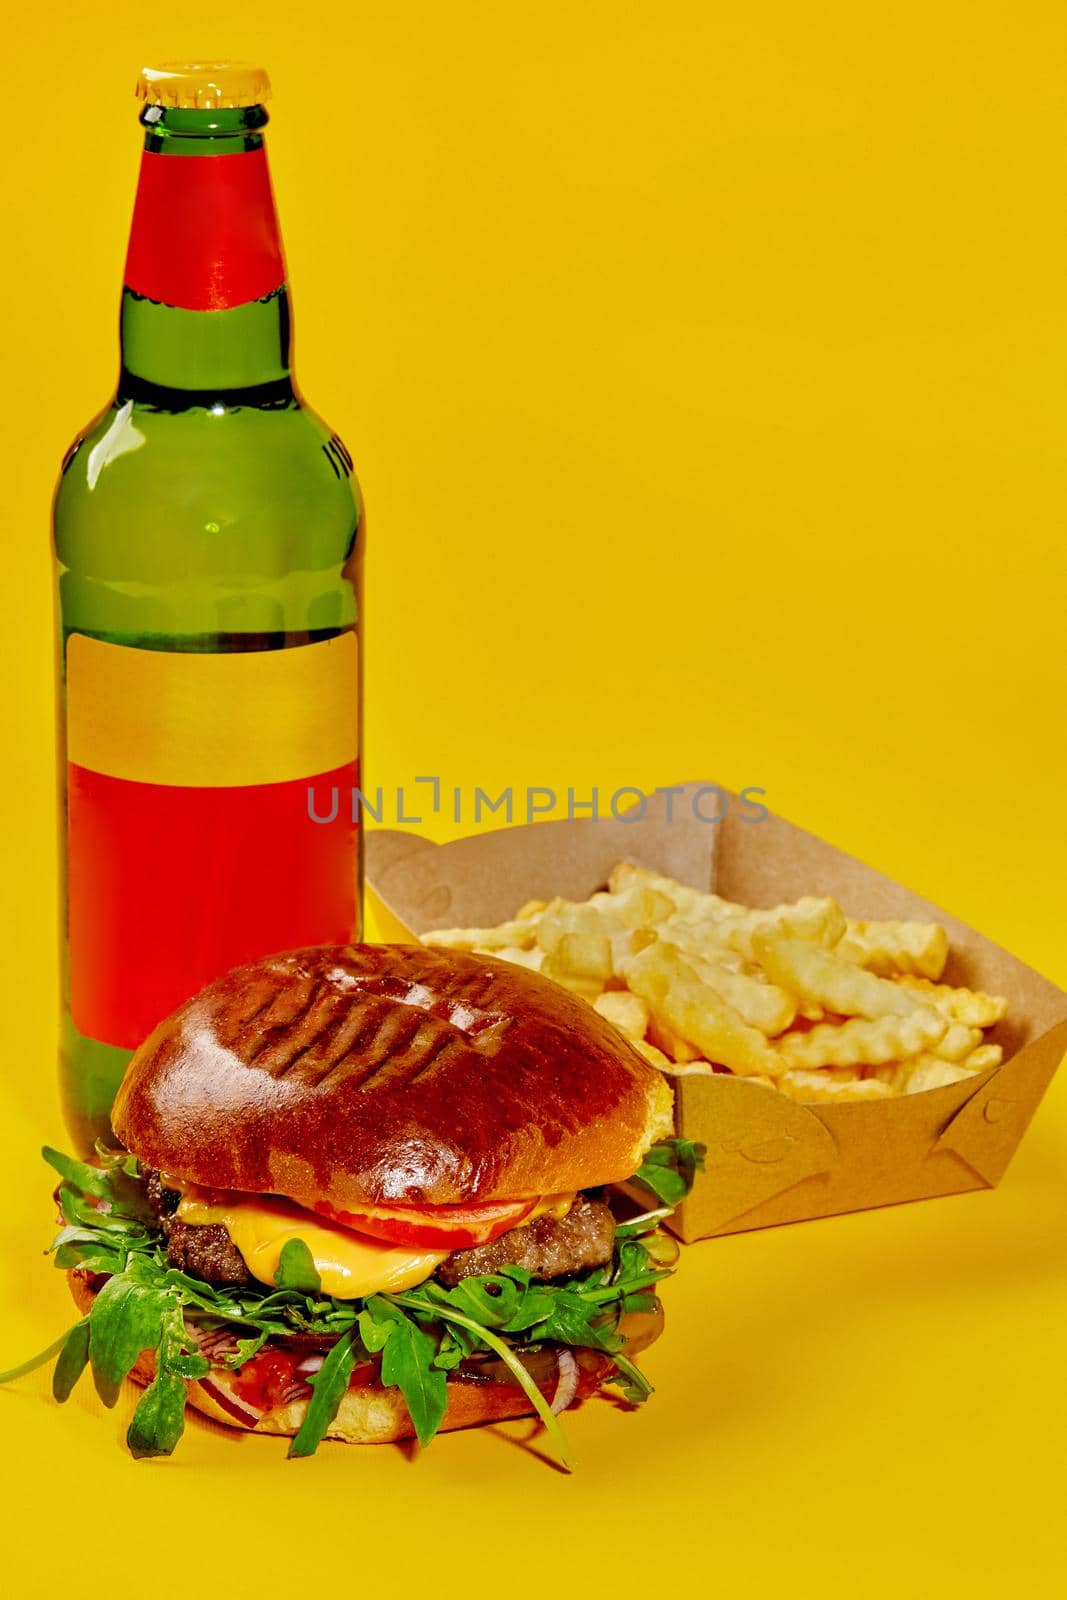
[{"x1": 365, "y1": 785, "x2": 1067, "y2": 1242}]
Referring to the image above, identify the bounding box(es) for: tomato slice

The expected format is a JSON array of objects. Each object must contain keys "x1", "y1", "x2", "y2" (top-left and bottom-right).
[
  {"x1": 312, "y1": 1195, "x2": 538, "y2": 1250},
  {"x1": 232, "y1": 1348, "x2": 298, "y2": 1410}
]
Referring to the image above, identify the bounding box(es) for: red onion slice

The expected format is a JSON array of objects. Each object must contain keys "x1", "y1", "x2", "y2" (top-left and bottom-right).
[
  {"x1": 550, "y1": 1349, "x2": 580, "y2": 1415},
  {"x1": 197, "y1": 1376, "x2": 264, "y2": 1429},
  {"x1": 295, "y1": 1354, "x2": 326, "y2": 1376}
]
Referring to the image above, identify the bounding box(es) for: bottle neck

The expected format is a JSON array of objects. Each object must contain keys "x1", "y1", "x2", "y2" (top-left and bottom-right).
[{"x1": 119, "y1": 105, "x2": 293, "y2": 401}]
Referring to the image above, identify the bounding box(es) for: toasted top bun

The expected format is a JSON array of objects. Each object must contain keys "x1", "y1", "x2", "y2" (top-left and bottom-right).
[{"x1": 112, "y1": 943, "x2": 674, "y2": 1208}]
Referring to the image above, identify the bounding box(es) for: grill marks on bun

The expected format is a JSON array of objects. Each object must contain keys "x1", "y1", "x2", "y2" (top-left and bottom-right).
[
  {"x1": 112, "y1": 943, "x2": 675, "y2": 1210},
  {"x1": 217, "y1": 961, "x2": 513, "y2": 1094}
]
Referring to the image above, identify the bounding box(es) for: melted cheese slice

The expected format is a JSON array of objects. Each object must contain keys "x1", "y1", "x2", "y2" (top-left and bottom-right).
[
  {"x1": 527, "y1": 1194, "x2": 574, "y2": 1223},
  {"x1": 176, "y1": 1191, "x2": 450, "y2": 1299},
  {"x1": 173, "y1": 1185, "x2": 577, "y2": 1300}
]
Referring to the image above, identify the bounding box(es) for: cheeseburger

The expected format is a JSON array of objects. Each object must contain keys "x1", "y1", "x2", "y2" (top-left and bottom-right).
[{"x1": 10, "y1": 944, "x2": 703, "y2": 1464}]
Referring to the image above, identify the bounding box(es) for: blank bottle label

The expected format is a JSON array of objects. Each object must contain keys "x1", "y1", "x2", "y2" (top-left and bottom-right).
[{"x1": 65, "y1": 632, "x2": 359, "y2": 1049}]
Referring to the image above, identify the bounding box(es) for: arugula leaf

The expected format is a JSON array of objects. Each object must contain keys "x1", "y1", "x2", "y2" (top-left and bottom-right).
[
  {"x1": 44, "y1": 1145, "x2": 154, "y2": 1223},
  {"x1": 57, "y1": 1183, "x2": 147, "y2": 1237},
  {"x1": 42, "y1": 1147, "x2": 114, "y2": 1202},
  {"x1": 91, "y1": 1141, "x2": 141, "y2": 1177},
  {"x1": 273, "y1": 1238, "x2": 322, "y2": 1293},
  {"x1": 537, "y1": 1291, "x2": 623, "y2": 1352},
  {"x1": 419, "y1": 1270, "x2": 554, "y2": 1334},
  {"x1": 127, "y1": 1366, "x2": 188, "y2": 1459},
  {"x1": 614, "y1": 1207, "x2": 672, "y2": 1239},
  {"x1": 88, "y1": 1271, "x2": 171, "y2": 1407},
  {"x1": 52, "y1": 1317, "x2": 91, "y2": 1402},
  {"x1": 227, "y1": 1332, "x2": 270, "y2": 1368},
  {"x1": 388, "y1": 1290, "x2": 575, "y2": 1469},
  {"x1": 428, "y1": 1335, "x2": 465, "y2": 1372},
  {"x1": 55, "y1": 1245, "x2": 128, "y2": 1276},
  {"x1": 0, "y1": 1326, "x2": 79, "y2": 1384},
  {"x1": 605, "y1": 1352, "x2": 654, "y2": 1404},
  {"x1": 361, "y1": 1298, "x2": 448, "y2": 1447},
  {"x1": 630, "y1": 1138, "x2": 706, "y2": 1207},
  {"x1": 356, "y1": 1303, "x2": 392, "y2": 1354},
  {"x1": 126, "y1": 1303, "x2": 207, "y2": 1459},
  {"x1": 289, "y1": 1329, "x2": 358, "y2": 1459},
  {"x1": 167, "y1": 1349, "x2": 213, "y2": 1382}
]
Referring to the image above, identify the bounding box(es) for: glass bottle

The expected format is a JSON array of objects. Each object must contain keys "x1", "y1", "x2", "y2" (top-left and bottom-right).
[{"x1": 54, "y1": 64, "x2": 363, "y2": 1148}]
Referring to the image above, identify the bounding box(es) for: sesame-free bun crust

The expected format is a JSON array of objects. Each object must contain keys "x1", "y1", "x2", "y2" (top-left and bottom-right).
[
  {"x1": 69, "y1": 1274, "x2": 560, "y2": 1444},
  {"x1": 112, "y1": 943, "x2": 673, "y2": 1208}
]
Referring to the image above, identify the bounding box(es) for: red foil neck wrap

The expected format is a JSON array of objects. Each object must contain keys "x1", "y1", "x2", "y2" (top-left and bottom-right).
[{"x1": 123, "y1": 147, "x2": 286, "y2": 311}]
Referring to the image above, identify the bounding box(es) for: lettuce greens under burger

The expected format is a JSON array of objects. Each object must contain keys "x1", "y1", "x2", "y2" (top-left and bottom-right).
[{"x1": 5, "y1": 1137, "x2": 703, "y2": 1465}]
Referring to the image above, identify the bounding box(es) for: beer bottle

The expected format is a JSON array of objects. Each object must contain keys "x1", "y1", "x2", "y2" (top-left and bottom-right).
[{"x1": 54, "y1": 64, "x2": 363, "y2": 1148}]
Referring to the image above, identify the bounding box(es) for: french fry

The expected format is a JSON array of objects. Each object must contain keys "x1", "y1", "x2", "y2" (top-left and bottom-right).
[
  {"x1": 424, "y1": 917, "x2": 540, "y2": 952},
  {"x1": 535, "y1": 893, "x2": 660, "y2": 976},
  {"x1": 836, "y1": 919, "x2": 949, "y2": 980},
  {"x1": 661, "y1": 899, "x2": 845, "y2": 963},
  {"x1": 609, "y1": 924, "x2": 661, "y2": 974},
  {"x1": 609, "y1": 865, "x2": 846, "y2": 952},
  {"x1": 892, "y1": 976, "x2": 1008, "y2": 1028},
  {"x1": 932, "y1": 1022, "x2": 983, "y2": 1062},
  {"x1": 666, "y1": 927, "x2": 748, "y2": 974},
  {"x1": 613, "y1": 886, "x2": 677, "y2": 928},
  {"x1": 633, "y1": 1039, "x2": 670, "y2": 1069},
  {"x1": 628, "y1": 942, "x2": 784, "y2": 1078},
  {"x1": 901, "y1": 1057, "x2": 978, "y2": 1095},
  {"x1": 659, "y1": 1059, "x2": 718, "y2": 1077},
  {"x1": 863, "y1": 1062, "x2": 909, "y2": 1093},
  {"x1": 778, "y1": 1069, "x2": 894, "y2": 1103},
  {"x1": 536, "y1": 899, "x2": 605, "y2": 958},
  {"x1": 471, "y1": 944, "x2": 545, "y2": 972},
  {"x1": 553, "y1": 930, "x2": 614, "y2": 981},
  {"x1": 539, "y1": 950, "x2": 605, "y2": 1000},
  {"x1": 633, "y1": 1039, "x2": 714, "y2": 1077},
  {"x1": 593, "y1": 990, "x2": 650, "y2": 1041},
  {"x1": 609, "y1": 862, "x2": 692, "y2": 910},
  {"x1": 670, "y1": 937, "x2": 797, "y2": 1035},
  {"x1": 425, "y1": 864, "x2": 1010, "y2": 1104},
  {"x1": 775, "y1": 1009, "x2": 945, "y2": 1069},
  {"x1": 646, "y1": 1013, "x2": 703, "y2": 1063},
  {"x1": 709, "y1": 898, "x2": 847, "y2": 960},
  {"x1": 751, "y1": 929, "x2": 946, "y2": 1027},
  {"x1": 963, "y1": 1043, "x2": 1003, "y2": 1072}
]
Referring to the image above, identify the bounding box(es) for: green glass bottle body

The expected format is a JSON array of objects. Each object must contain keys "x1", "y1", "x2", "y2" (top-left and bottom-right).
[{"x1": 54, "y1": 103, "x2": 363, "y2": 1149}]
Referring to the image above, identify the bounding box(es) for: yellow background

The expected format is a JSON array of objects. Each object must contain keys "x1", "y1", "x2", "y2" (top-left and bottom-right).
[{"x1": 1, "y1": 3, "x2": 1064, "y2": 1594}]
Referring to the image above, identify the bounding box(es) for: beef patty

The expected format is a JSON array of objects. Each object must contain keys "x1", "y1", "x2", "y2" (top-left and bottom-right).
[
  {"x1": 436, "y1": 1195, "x2": 616, "y2": 1286},
  {"x1": 144, "y1": 1172, "x2": 615, "y2": 1291},
  {"x1": 145, "y1": 1169, "x2": 250, "y2": 1285}
]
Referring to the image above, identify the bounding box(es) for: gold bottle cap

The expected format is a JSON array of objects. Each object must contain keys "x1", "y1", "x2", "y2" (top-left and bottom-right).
[{"x1": 135, "y1": 62, "x2": 272, "y2": 110}]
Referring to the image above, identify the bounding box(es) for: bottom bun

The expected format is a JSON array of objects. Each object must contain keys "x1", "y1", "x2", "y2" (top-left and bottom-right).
[{"x1": 69, "y1": 1273, "x2": 597, "y2": 1445}]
